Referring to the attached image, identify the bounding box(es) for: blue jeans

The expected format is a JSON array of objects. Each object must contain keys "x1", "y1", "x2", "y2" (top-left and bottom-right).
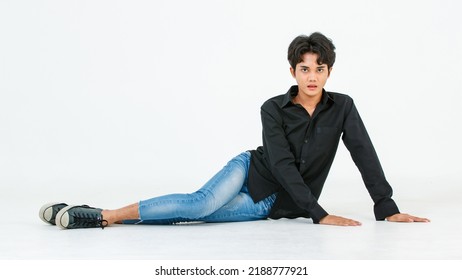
[{"x1": 124, "y1": 151, "x2": 276, "y2": 225}]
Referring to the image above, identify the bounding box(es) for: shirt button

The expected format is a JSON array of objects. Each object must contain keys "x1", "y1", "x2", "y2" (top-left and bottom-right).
[
  {"x1": 304, "y1": 139, "x2": 308, "y2": 143},
  {"x1": 301, "y1": 160, "x2": 306, "y2": 164}
]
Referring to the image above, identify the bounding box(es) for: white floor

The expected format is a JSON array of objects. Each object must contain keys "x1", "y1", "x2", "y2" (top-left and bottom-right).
[{"x1": 1, "y1": 178, "x2": 461, "y2": 261}]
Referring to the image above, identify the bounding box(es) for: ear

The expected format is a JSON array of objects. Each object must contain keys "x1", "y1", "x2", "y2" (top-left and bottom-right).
[{"x1": 290, "y1": 67, "x2": 296, "y2": 78}]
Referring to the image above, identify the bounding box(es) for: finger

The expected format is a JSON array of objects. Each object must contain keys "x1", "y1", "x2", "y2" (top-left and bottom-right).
[
  {"x1": 400, "y1": 215, "x2": 414, "y2": 222},
  {"x1": 397, "y1": 214, "x2": 430, "y2": 223},
  {"x1": 320, "y1": 215, "x2": 362, "y2": 226},
  {"x1": 399, "y1": 214, "x2": 414, "y2": 222},
  {"x1": 342, "y1": 218, "x2": 361, "y2": 226},
  {"x1": 409, "y1": 216, "x2": 431, "y2": 223}
]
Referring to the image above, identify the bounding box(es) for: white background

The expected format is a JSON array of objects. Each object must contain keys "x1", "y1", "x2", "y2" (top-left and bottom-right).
[
  {"x1": 0, "y1": 0, "x2": 461, "y2": 265},
  {"x1": 1, "y1": 0, "x2": 460, "y2": 206}
]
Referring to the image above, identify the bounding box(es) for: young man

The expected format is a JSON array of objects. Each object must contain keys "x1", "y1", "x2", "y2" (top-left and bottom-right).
[{"x1": 39, "y1": 32, "x2": 429, "y2": 229}]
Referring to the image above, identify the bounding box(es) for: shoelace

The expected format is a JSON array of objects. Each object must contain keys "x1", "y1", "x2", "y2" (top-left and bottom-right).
[
  {"x1": 71, "y1": 207, "x2": 108, "y2": 229},
  {"x1": 99, "y1": 218, "x2": 108, "y2": 229},
  {"x1": 72, "y1": 215, "x2": 108, "y2": 229}
]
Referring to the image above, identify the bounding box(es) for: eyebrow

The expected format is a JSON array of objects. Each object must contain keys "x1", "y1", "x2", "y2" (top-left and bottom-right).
[{"x1": 299, "y1": 65, "x2": 326, "y2": 69}]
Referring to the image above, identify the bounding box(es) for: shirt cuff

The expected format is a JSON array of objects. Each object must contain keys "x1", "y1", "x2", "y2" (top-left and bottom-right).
[
  {"x1": 374, "y1": 198, "x2": 400, "y2": 220},
  {"x1": 310, "y1": 202, "x2": 329, "y2": 224}
]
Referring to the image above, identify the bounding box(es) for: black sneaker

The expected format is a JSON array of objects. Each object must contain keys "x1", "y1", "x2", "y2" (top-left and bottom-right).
[
  {"x1": 55, "y1": 205, "x2": 108, "y2": 229},
  {"x1": 39, "y1": 202, "x2": 68, "y2": 225}
]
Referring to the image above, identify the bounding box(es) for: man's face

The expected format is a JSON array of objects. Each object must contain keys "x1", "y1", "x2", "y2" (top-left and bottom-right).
[{"x1": 290, "y1": 52, "x2": 331, "y2": 100}]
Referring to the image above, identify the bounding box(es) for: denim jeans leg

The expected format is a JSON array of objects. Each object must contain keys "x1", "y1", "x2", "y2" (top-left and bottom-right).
[
  {"x1": 201, "y1": 191, "x2": 277, "y2": 223},
  {"x1": 135, "y1": 152, "x2": 252, "y2": 224}
]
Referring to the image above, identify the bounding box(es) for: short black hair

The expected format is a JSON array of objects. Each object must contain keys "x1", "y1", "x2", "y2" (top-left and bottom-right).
[{"x1": 287, "y1": 32, "x2": 336, "y2": 70}]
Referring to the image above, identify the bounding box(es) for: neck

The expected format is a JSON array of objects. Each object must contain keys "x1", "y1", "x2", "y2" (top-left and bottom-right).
[
  {"x1": 293, "y1": 92, "x2": 323, "y2": 117},
  {"x1": 294, "y1": 93, "x2": 322, "y2": 108}
]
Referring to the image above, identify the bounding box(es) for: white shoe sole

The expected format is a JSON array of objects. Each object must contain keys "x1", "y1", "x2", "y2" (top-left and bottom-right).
[
  {"x1": 39, "y1": 202, "x2": 62, "y2": 224},
  {"x1": 55, "y1": 205, "x2": 75, "y2": 229}
]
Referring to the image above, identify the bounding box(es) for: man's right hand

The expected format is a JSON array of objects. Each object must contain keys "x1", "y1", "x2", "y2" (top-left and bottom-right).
[{"x1": 319, "y1": 215, "x2": 362, "y2": 226}]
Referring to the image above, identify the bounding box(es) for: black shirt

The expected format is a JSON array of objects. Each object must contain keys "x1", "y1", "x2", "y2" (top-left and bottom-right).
[{"x1": 248, "y1": 85, "x2": 400, "y2": 223}]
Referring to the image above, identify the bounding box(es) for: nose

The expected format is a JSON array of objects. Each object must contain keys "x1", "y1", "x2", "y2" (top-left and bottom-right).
[{"x1": 308, "y1": 72, "x2": 316, "y2": 81}]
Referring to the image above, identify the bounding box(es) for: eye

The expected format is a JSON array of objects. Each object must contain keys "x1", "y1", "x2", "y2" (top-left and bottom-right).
[
  {"x1": 300, "y1": 68, "x2": 308, "y2": 73},
  {"x1": 317, "y1": 68, "x2": 324, "y2": 73}
]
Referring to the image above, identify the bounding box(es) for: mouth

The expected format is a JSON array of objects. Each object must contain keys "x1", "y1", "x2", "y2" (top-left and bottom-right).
[{"x1": 307, "y1": 85, "x2": 318, "y2": 90}]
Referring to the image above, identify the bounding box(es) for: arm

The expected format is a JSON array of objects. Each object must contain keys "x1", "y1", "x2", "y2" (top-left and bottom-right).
[
  {"x1": 341, "y1": 99, "x2": 400, "y2": 220},
  {"x1": 341, "y1": 99, "x2": 431, "y2": 223}
]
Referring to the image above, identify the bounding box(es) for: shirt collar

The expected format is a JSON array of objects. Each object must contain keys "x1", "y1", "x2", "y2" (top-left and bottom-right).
[{"x1": 281, "y1": 85, "x2": 333, "y2": 108}]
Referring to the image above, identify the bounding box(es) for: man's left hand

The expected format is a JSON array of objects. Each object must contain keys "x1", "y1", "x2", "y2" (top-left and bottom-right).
[{"x1": 386, "y1": 213, "x2": 430, "y2": 223}]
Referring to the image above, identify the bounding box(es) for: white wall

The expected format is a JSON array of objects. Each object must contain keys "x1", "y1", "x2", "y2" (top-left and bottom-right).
[{"x1": 1, "y1": 0, "x2": 460, "y2": 206}]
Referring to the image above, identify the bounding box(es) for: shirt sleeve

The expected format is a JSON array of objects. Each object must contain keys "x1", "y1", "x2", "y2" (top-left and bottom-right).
[
  {"x1": 341, "y1": 99, "x2": 400, "y2": 220},
  {"x1": 261, "y1": 106, "x2": 329, "y2": 223}
]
